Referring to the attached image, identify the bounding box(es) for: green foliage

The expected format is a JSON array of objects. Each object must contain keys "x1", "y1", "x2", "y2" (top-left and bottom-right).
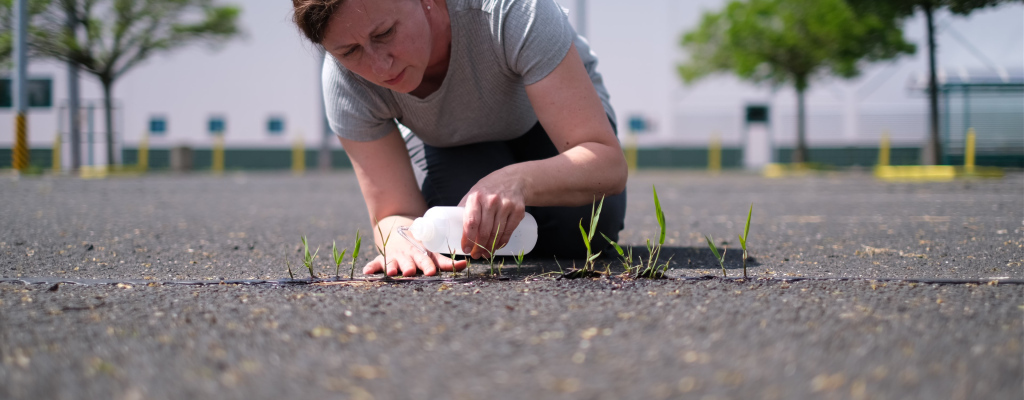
[
  {"x1": 301, "y1": 235, "x2": 319, "y2": 280},
  {"x1": 678, "y1": 0, "x2": 914, "y2": 89},
  {"x1": 513, "y1": 250, "x2": 526, "y2": 273},
  {"x1": 678, "y1": 0, "x2": 914, "y2": 162},
  {"x1": 349, "y1": 229, "x2": 361, "y2": 279},
  {"x1": 634, "y1": 186, "x2": 671, "y2": 279},
  {"x1": 705, "y1": 235, "x2": 727, "y2": 277}
]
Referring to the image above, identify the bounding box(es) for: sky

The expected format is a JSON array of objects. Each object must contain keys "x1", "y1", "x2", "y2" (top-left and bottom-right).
[{"x1": 2, "y1": 0, "x2": 1022, "y2": 150}]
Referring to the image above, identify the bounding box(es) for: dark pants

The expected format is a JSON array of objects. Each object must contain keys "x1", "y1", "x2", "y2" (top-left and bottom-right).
[{"x1": 419, "y1": 121, "x2": 626, "y2": 258}]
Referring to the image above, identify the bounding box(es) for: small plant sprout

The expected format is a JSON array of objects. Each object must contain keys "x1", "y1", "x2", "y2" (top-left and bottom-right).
[
  {"x1": 332, "y1": 241, "x2": 347, "y2": 278},
  {"x1": 301, "y1": 235, "x2": 320, "y2": 280},
  {"x1": 349, "y1": 229, "x2": 362, "y2": 279},
  {"x1": 578, "y1": 195, "x2": 606, "y2": 273},
  {"x1": 514, "y1": 250, "x2": 526, "y2": 273},
  {"x1": 374, "y1": 219, "x2": 395, "y2": 275},
  {"x1": 447, "y1": 244, "x2": 460, "y2": 278},
  {"x1": 286, "y1": 259, "x2": 295, "y2": 280},
  {"x1": 471, "y1": 222, "x2": 503, "y2": 277},
  {"x1": 738, "y1": 204, "x2": 753, "y2": 279},
  {"x1": 705, "y1": 234, "x2": 727, "y2": 277}
]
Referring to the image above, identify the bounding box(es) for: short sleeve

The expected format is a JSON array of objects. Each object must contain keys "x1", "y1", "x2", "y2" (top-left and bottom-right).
[
  {"x1": 322, "y1": 56, "x2": 399, "y2": 142},
  {"x1": 498, "y1": 0, "x2": 576, "y2": 85}
]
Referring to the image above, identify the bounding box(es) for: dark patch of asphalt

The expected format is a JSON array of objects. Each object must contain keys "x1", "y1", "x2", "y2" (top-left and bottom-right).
[{"x1": 1, "y1": 171, "x2": 1022, "y2": 399}]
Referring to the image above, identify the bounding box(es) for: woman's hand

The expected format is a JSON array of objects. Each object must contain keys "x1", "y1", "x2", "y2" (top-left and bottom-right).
[
  {"x1": 458, "y1": 169, "x2": 527, "y2": 259},
  {"x1": 362, "y1": 216, "x2": 467, "y2": 276}
]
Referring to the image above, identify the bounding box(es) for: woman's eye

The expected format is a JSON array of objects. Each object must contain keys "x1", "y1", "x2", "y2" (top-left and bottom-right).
[
  {"x1": 375, "y1": 27, "x2": 394, "y2": 40},
  {"x1": 342, "y1": 46, "x2": 359, "y2": 57}
]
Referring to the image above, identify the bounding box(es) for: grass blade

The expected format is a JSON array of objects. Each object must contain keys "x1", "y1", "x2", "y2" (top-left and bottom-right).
[
  {"x1": 741, "y1": 203, "x2": 752, "y2": 251},
  {"x1": 705, "y1": 235, "x2": 721, "y2": 260},
  {"x1": 600, "y1": 232, "x2": 624, "y2": 257},
  {"x1": 653, "y1": 186, "x2": 666, "y2": 246}
]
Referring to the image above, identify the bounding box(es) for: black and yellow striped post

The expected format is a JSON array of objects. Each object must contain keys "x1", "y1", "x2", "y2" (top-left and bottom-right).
[{"x1": 13, "y1": 114, "x2": 29, "y2": 171}]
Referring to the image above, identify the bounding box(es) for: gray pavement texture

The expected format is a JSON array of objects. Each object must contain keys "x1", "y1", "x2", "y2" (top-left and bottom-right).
[{"x1": 1, "y1": 171, "x2": 1023, "y2": 399}]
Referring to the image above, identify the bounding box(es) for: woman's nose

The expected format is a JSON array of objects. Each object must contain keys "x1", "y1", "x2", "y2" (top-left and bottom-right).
[{"x1": 370, "y1": 48, "x2": 393, "y2": 77}]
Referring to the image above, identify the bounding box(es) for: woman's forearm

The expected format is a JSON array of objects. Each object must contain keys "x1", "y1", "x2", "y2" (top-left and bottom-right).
[{"x1": 506, "y1": 141, "x2": 628, "y2": 208}]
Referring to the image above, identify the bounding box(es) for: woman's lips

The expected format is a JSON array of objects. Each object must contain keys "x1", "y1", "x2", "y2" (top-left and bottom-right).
[{"x1": 384, "y1": 68, "x2": 406, "y2": 86}]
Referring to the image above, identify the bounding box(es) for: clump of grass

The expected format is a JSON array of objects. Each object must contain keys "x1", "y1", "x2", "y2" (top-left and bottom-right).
[
  {"x1": 332, "y1": 241, "x2": 347, "y2": 278},
  {"x1": 705, "y1": 234, "x2": 727, "y2": 277},
  {"x1": 600, "y1": 186, "x2": 669, "y2": 279},
  {"x1": 635, "y1": 186, "x2": 670, "y2": 279},
  {"x1": 738, "y1": 204, "x2": 752, "y2": 279},
  {"x1": 349, "y1": 229, "x2": 362, "y2": 279},
  {"x1": 301, "y1": 235, "x2": 320, "y2": 280}
]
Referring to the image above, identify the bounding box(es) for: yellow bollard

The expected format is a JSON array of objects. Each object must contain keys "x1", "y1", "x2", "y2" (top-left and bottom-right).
[
  {"x1": 13, "y1": 113, "x2": 29, "y2": 171},
  {"x1": 623, "y1": 133, "x2": 638, "y2": 174},
  {"x1": 212, "y1": 135, "x2": 225, "y2": 174},
  {"x1": 877, "y1": 131, "x2": 890, "y2": 167},
  {"x1": 52, "y1": 132, "x2": 62, "y2": 173},
  {"x1": 964, "y1": 128, "x2": 976, "y2": 172},
  {"x1": 292, "y1": 135, "x2": 306, "y2": 175},
  {"x1": 708, "y1": 132, "x2": 722, "y2": 173},
  {"x1": 137, "y1": 133, "x2": 149, "y2": 173}
]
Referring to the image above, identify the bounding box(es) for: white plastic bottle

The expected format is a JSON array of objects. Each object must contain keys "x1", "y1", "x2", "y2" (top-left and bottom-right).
[{"x1": 408, "y1": 206, "x2": 538, "y2": 256}]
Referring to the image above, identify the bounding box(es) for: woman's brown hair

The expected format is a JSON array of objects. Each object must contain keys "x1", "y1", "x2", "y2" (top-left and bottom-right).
[{"x1": 292, "y1": 0, "x2": 345, "y2": 44}]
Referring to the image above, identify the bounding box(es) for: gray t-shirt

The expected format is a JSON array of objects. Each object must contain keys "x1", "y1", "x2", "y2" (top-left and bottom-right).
[{"x1": 322, "y1": 0, "x2": 615, "y2": 148}]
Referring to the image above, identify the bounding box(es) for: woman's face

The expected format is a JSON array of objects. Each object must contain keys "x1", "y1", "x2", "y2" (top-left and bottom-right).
[{"x1": 322, "y1": 0, "x2": 433, "y2": 93}]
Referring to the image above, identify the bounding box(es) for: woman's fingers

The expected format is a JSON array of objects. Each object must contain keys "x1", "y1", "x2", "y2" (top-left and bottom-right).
[
  {"x1": 363, "y1": 256, "x2": 385, "y2": 275},
  {"x1": 498, "y1": 204, "x2": 525, "y2": 249},
  {"x1": 412, "y1": 251, "x2": 438, "y2": 276}
]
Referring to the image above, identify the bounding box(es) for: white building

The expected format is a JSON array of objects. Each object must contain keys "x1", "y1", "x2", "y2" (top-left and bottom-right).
[{"x1": 2, "y1": 0, "x2": 1021, "y2": 168}]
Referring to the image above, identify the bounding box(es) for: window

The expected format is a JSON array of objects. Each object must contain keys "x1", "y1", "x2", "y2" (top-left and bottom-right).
[
  {"x1": 149, "y1": 116, "x2": 167, "y2": 135},
  {"x1": 0, "y1": 78, "x2": 53, "y2": 108},
  {"x1": 208, "y1": 116, "x2": 226, "y2": 135},
  {"x1": 267, "y1": 116, "x2": 285, "y2": 135}
]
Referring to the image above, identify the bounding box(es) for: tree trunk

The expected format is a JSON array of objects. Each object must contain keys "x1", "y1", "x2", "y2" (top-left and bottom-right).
[
  {"x1": 793, "y1": 82, "x2": 808, "y2": 164},
  {"x1": 922, "y1": 3, "x2": 942, "y2": 165},
  {"x1": 102, "y1": 79, "x2": 115, "y2": 166}
]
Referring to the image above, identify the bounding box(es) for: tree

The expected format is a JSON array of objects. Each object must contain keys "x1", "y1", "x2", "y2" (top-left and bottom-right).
[
  {"x1": 677, "y1": 0, "x2": 915, "y2": 163},
  {"x1": 30, "y1": 0, "x2": 242, "y2": 166},
  {"x1": 846, "y1": 0, "x2": 1022, "y2": 164}
]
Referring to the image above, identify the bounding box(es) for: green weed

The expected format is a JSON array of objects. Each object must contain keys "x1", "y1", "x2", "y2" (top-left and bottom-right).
[
  {"x1": 471, "y1": 222, "x2": 503, "y2": 277},
  {"x1": 578, "y1": 195, "x2": 606, "y2": 273},
  {"x1": 349, "y1": 229, "x2": 362, "y2": 279},
  {"x1": 634, "y1": 186, "x2": 670, "y2": 279},
  {"x1": 601, "y1": 232, "x2": 634, "y2": 275},
  {"x1": 286, "y1": 259, "x2": 294, "y2": 280},
  {"x1": 514, "y1": 250, "x2": 526, "y2": 273},
  {"x1": 738, "y1": 204, "x2": 752, "y2": 279},
  {"x1": 374, "y1": 219, "x2": 394, "y2": 275},
  {"x1": 332, "y1": 241, "x2": 347, "y2": 278},
  {"x1": 301, "y1": 235, "x2": 320, "y2": 280},
  {"x1": 705, "y1": 234, "x2": 727, "y2": 277}
]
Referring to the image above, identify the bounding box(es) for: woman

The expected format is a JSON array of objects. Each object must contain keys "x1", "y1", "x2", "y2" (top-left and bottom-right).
[{"x1": 292, "y1": 0, "x2": 627, "y2": 276}]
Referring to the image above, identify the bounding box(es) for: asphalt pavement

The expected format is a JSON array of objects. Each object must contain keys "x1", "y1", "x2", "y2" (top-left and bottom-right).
[{"x1": 1, "y1": 170, "x2": 1021, "y2": 399}]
